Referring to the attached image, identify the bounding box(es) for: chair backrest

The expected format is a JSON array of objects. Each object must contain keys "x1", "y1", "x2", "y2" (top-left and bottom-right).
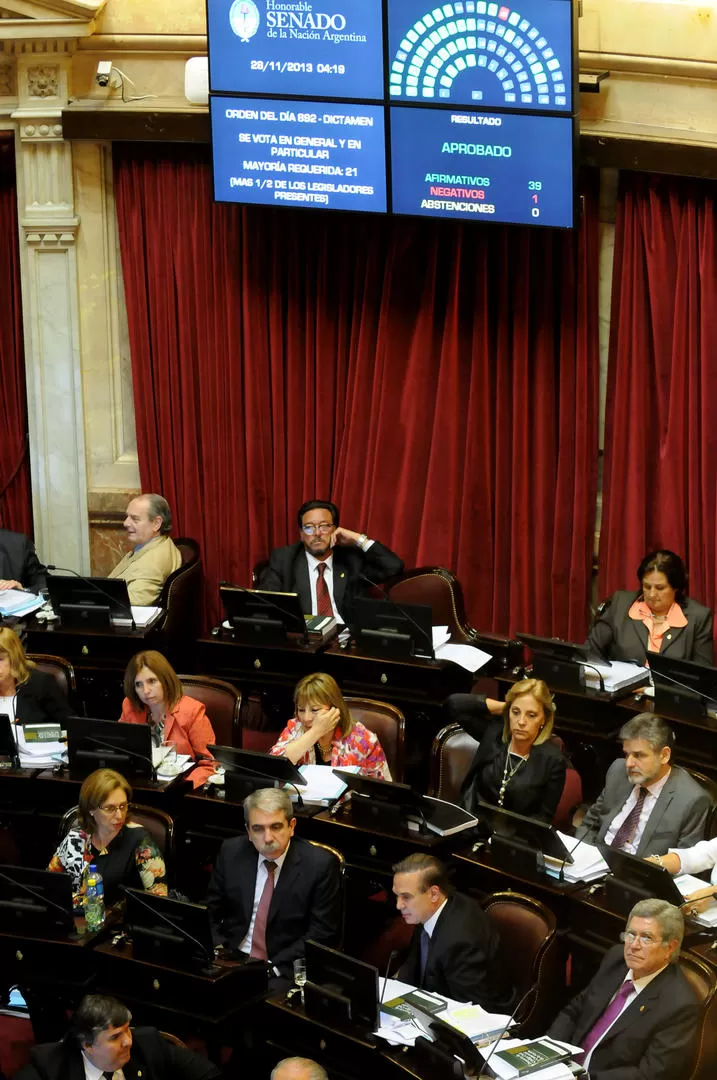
[
  {"x1": 178, "y1": 675, "x2": 242, "y2": 748},
  {"x1": 159, "y1": 1031, "x2": 188, "y2": 1048},
  {"x1": 306, "y1": 839, "x2": 346, "y2": 950},
  {"x1": 344, "y1": 696, "x2": 406, "y2": 783},
  {"x1": 483, "y1": 891, "x2": 561, "y2": 1036},
  {"x1": 678, "y1": 951, "x2": 717, "y2": 1080},
  {"x1": 27, "y1": 653, "x2": 76, "y2": 702},
  {"x1": 429, "y1": 722, "x2": 479, "y2": 801},
  {"x1": 251, "y1": 559, "x2": 270, "y2": 588},
  {"x1": 384, "y1": 567, "x2": 475, "y2": 644},
  {"x1": 686, "y1": 769, "x2": 717, "y2": 840},
  {"x1": 59, "y1": 803, "x2": 176, "y2": 888},
  {"x1": 157, "y1": 538, "x2": 202, "y2": 638},
  {"x1": 552, "y1": 766, "x2": 583, "y2": 832}
]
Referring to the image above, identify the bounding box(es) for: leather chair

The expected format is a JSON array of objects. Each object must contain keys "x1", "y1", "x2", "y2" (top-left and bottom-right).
[
  {"x1": 252, "y1": 559, "x2": 270, "y2": 588},
  {"x1": 157, "y1": 538, "x2": 202, "y2": 641},
  {"x1": 383, "y1": 567, "x2": 475, "y2": 644},
  {"x1": 59, "y1": 803, "x2": 176, "y2": 888},
  {"x1": 27, "y1": 653, "x2": 76, "y2": 703},
  {"x1": 344, "y1": 696, "x2": 406, "y2": 782},
  {"x1": 678, "y1": 951, "x2": 717, "y2": 1080},
  {"x1": 159, "y1": 1031, "x2": 188, "y2": 1048},
  {"x1": 307, "y1": 838, "x2": 346, "y2": 950},
  {"x1": 483, "y1": 891, "x2": 562, "y2": 1036},
  {"x1": 178, "y1": 675, "x2": 242, "y2": 749},
  {"x1": 686, "y1": 769, "x2": 717, "y2": 840}
]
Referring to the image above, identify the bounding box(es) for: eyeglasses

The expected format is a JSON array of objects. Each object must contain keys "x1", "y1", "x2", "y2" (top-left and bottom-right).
[
  {"x1": 620, "y1": 930, "x2": 662, "y2": 947},
  {"x1": 97, "y1": 802, "x2": 129, "y2": 816},
  {"x1": 301, "y1": 524, "x2": 334, "y2": 536}
]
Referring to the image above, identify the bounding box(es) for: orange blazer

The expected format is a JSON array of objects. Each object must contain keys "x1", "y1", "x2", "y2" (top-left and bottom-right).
[{"x1": 120, "y1": 695, "x2": 216, "y2": 788}]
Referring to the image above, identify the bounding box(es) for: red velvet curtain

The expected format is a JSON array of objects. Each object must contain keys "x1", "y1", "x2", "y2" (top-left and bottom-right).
[
  {"x1": 599, "y1": 172, "x2": 717, "y2": 612},
  {"x1": 0, "y1": 134, "x2": 32, "y2": 534},
  {"x1": 114, "y1": 143, "x2": 599, "y2": 637}
]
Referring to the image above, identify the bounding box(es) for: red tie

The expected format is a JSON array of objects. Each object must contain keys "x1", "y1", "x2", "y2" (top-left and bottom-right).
[
  {"x1": 250, "y1": 860, "x2": 276, "y2": 960},
  {"x1": 316, "y1": 563, "x2": 334, "y2": 617},
  {"x1": 610, "y1": 787, "x2": 648, "y2": 850}
]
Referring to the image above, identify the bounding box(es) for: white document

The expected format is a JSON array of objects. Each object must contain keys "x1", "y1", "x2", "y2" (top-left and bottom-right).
[
  {"x1": 129, "y1": 605, "x2": 163, "y2": 628},
  {"x1": 286, "y1": 763, "x2": 359, "y2": 804},
  {"x1": 675, "y1": 874, "x2": 717, "y2": 925},
  {"x1": 0, "y1": 589, "x2": 45, "y2": 618},
  {"x1": 441, "y1": 1002, "x2": 515, "y2": 1042},
  {"x1": 432, "y1": 625, "x2": 451, "y2": 648},
  {"x1": 542, "y1": 831, "x2": 609, "y2": 884},
  {"x1": 581, "y1": 660, "x2": 648, "y2": 693},
  {"x1": 435, "y1": 641, "x2": 493, "y2": 673},
  {"x1": 14, "y1": 725, "x2": 66, "y2": 767}
]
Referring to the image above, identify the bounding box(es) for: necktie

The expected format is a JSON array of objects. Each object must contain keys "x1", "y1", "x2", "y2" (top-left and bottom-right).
[
  {"x1": 419, "y1": 928, "x2": 430, "y2": 985},
  {"x1": 103, "y1": 1072, "x2": 116, "y2": 1080},
  {"x1": 316, "y1": 563, "x2": 333, "y2": 618},
  {"x1": 580, "y1": 980, "x2": 635, "y2": 1058},
  {"x1": 610, "y1": 786, "x2": 648, "y2": 850},
  {"x1": 250, "y1": 859, "x2": 277, "y2": 960}
]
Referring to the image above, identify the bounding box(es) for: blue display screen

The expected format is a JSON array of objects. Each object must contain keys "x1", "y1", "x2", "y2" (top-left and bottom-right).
[
  {"x1": 208, "y1": 0, "x2": 385, "y2": 100},
  {"x1": 390, "y1": 106, "x2": 573, "y2": 227},
  {"x1": 211, "y1": 96, "x2": 388, "y2": 212}
]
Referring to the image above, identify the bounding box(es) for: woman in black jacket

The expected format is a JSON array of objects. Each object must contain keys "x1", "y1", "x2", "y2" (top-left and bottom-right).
[
  {"x1": 445, "y1": 678, "x2": 566, "y2": 822},
  {"x1": 0, "y1": 626, "x2": 71, "y2": 725}
]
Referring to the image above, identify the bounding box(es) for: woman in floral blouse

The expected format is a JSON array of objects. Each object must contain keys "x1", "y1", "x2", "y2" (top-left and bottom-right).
[
  {"x1": 270, "y1": 672, "x2": 391, "y2": 780},
  {"x1": 48, "y1": 767, "x2": 167, "y2": 907}
]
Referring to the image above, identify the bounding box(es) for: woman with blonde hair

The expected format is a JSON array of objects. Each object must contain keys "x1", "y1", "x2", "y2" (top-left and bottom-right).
[
  {"x1": 0, "y1": 626, "x2": 70, "y2": 724},
  {"x1": 445, "y1": 679, "x2": 566, "y2": 821},
  {"x1": 48, "y1": 768, "x2": 167, "y2": 905},
  {"x1": 270, "y1": 672, "x2": 391, "y2": 780}
]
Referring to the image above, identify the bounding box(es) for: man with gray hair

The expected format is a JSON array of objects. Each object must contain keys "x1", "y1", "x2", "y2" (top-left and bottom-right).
[
  {"x1": 271, "y1": 1057, "x2": 328, "y2": 1080},
  {"x1": 207, "y1": 788, "x2": 341, "y2": 987},
  {"x1": 576, "y1": 713, "x2": 709, "y2": 856},
  {"x1": 15, "y1": 993, "x2": 218, "y2": 1080},
  {"x1": 548, "y1": 899, "x2": 700, "y2": 1080},
  {"x1": 108, "y1": 492, "x2": 182, "y2": 604}
]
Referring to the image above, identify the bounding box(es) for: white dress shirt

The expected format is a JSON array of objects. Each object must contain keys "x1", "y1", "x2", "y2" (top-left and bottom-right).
[
  {"x1": 239, "y1": 844, "x2": 291, "y2": 955},
  {"x1": 584, "y1": 965, "x2": 668, "y2": 1069},
  {"x1": 604, "y1": 769, "x2": 671, "y2": 854},
  {"x1": 82, "y1": 1055, "x2": 125, "y2": 1080},
  {"x1": 305, "y1": 552, "x2": 342, "y2": 622},
  {"x1": 422, "y1": 898, "x2": 448, "y2": 939},
  {"x1": 670, "y1": 836, "x2": 717, "y2": 883}
]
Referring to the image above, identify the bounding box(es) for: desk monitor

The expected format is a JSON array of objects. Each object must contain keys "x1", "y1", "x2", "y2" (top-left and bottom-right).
[
  {"x1": 304, "y1": 940, "x2": 379, "y2": 1030},
  {"x1": 598, "y1": 845, "x2": 685, "y2": 916},
  {"x1": 46, "y1": 575, "x2": 133, "y2": 630},
  {"x1": 0, "y1": 865, "x2": 74, "y2": 937},
  {"x1": 649, "y1": 653, "x2": 717, "y2": 724},
  {"x1": 518, "y1": 632, "x2": 606, "y2": 693},
  {"x1": 348, "y1": 597, "x2": 434, "y2": 661},
  {"x1": 332, "y1": 768, "x2": 425, "y2": 831},
  {"x1": 0, "y1": 713, "x2": 20, "y2": 767},
  {"x1": 219, "y1": 585, "x2": 308, "y2": 646},
  {"x1": 477, "y1": 801, "x2": 573, "y2": 878},
  {"x1": 209, "y1": 745, "x2": 306, "y2": 803},
  {"x1": 124, "y1": 887, "x2": 216, "y2": 970},
  {"x1": 66, "y1": 716, "x2": 154, "y2": 780}
]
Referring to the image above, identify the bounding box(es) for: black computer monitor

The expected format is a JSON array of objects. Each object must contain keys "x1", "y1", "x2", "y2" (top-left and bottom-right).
[
  {"x1": 66, "y1": 716, "x2": 154, "y2": 780},
  {"x1": 517, "y1": 632, "x2": 607, "y2": 693},
  {"x1": 46, "y1": 575, "x2": 133, "y2": 629},
  {"x1": 123, "y1": 887, "x2": 216, "y2": 969},
  {"x1": 209, "y1": 745, "x2": 306, "y2": 802},
  {"x1": 304, "y1": 940, "x2": 379, "y2": 1030},
  {"x1": 598, "y1": 845, "x2": 685, "y2": 916},
  {"x1": 348, "y1": 597, "x2": 434, "y2": 660},
  {"x1": 0, "y1": 713, "x2": 20, "y2": 767},
  {"x1": 219, "y1": 586, "x2": 308, "y2": 645},
  {"x1": 332, "y1": 769, "x2": 425, "y2": 830},
  {"x1": 649, "y1": 653, "x2": 717, "y2": 724},
  {"x1": 477, "y1": 801, "x2": 574, "y2": 878},
  {"x1": 0, "y1": 865, "x2": 74, "y2": 937}
]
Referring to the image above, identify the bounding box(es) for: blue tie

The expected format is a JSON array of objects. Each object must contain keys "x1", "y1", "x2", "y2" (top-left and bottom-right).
[{"x1": 419, "y1": 928, "x2": 430, "y2": 985}]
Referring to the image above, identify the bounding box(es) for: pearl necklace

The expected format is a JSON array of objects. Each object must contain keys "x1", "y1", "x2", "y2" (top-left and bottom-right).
[{"x1": 498, "y1": 748, "x2": 526, "y2": 807}]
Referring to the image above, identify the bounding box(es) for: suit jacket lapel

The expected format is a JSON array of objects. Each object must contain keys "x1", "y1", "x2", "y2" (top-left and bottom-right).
[
  {"x1": 238, "y1": 844, "x2": 259, "y2": 926},
  {"x1": 293, "y1": 550, "x2": 312, "y2": 615},
  {"x1": 663, "y1": 623, "x2": 688, "y2": 653},
  {"x1": 332, "y1": 551, "x2": 348, "y2": 611},
  {"x1": 268, "y1": 841, "x2": 300, "y2": 925},
  {"x1": 626, "y1": 616, "x2": 649, "y2": 662},
  {"x1": 637, "y1": 774, "x2": 675, "y2": 855},
  {"x1": 596, "y1": 970, "x2": 665, "y2": 1049},
  {"x1": 576, "y1": 963, "x2": 628, "y2": 1041}
]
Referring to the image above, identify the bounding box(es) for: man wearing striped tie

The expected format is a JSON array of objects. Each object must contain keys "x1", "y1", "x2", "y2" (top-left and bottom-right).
[
  {"x1": 547, "y1": 899, "x2": 700, "y2": 1080},
  {"x1": 576, "y1": 714, "x2": 709, "y2": 857}
]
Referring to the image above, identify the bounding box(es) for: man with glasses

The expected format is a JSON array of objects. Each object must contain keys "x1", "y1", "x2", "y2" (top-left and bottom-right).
[
  {"x1": 259, "y1": 499, "x2": 403, "y2": 623},
  {"x1": 547, "y1": 899, "x2": 700, "y2": 1080}
]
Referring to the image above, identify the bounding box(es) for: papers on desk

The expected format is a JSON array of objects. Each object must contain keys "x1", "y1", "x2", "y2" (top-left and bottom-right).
[
  {"x1": 377, "y1": 977, "x2": 514, "y2": 1048},
  {"x1": 580, "y1": 660, "x2": 649, "y2": 694},
  {"x1": 675, "y1": 874, "x2": 717, "y2": 926},
  {"x1": 482, "y1": 1037, "x2": 580, "y2": 1080},
  {"x1": 432, "y1": 626, "x2": 493, "y2": 673},
  {"x1": 13, "y1": 724, "x2": 66, "y2": 768},
  {"x1": 130, "y1": 605, "x2": 163, "y2": 629},
  {"x1": 0, "y1": 589, "x2": 45, "y2": 618},
  {"x1": 286, "y1": 763, "x2": 359, "y2": 805},
  {"x1": 542, "y1": 831, "x2": 609, "y2": 884}
]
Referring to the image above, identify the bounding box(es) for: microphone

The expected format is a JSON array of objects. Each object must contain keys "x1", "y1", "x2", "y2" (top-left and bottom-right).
[
  {"x1": 218, "y1": 580, "x2": 309, "y2": 645},
  {"x1": 379, "y1": 949, "x2": 399, "y2": 1010},
  {"x1": 477, "y1": 985, "x2": 536, "y2": 1079},
  {"x1": 330, "y1": 788, "x2": 352, "y2": 817},
  {"x1": 648, "y1": 663, "x2": 717, "y2": 714},
  {"x1": 356, "y1": 574, "x2": 435, "y2": 659},
  {"x1": 45, "y1": 565, "x2": 136, "y2": 630},
  {"x1": 219, "y1": 757, "x2": 304, "y2": 809},
  {"x1": 120, "y1": 885, "x2": 215, "y2": 965},
  {"x1": 558, "y1": 833, "x2": 586, "y2": 884},
  {"x1": 0, "y1": 866, "x2": 73, "y2": 922},
  {"x1": 77, "y1": 734, "x2": 158, "y2": 782}
]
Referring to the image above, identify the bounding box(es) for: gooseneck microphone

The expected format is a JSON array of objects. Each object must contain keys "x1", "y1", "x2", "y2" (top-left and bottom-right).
[
  {"x1": 218, "y1": 580, "x2": 310, "y2": 645},
  {"x1": 357, "y1": 573, "x2": 435, "y2": 659},
  {"x1": 45, "y1": 565, "x2": 136, "y2": 630},
  {"x1": 120, "y1": 885, "x2": 214, "y2": 964},
  {"x1": 79, "y1": 734, "x2": 158, "y2": 782},
  {"x1": 379, "y1": 949, "x2": 400, "y2": 1010},
  {"x1": 477, "y1": 984, "x2": 537, "y2": 1080}
]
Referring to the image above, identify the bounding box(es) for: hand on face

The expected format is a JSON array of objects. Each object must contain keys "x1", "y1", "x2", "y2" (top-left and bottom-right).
[
  {"x1": 331, "y1": 526, "x2": 362, "y2": 548},
  {"x1": 298, "y1": 705, "x2": 340, "y2": 741}
]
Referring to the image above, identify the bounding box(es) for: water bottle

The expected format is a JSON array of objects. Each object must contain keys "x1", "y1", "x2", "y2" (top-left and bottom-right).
[{"x1": 84, "y1": 863, "x2": 105, "y2": 931}]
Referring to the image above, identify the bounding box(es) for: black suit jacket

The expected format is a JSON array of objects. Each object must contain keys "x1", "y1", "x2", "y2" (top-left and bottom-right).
[
  {"x1": 15, "y1": 669, "x2": 72, "y2": 726},
  {"x1": 258, "y1": 539, "x2": 403, "y2": 620},
  {"x1": 0, "y1": 529, "x2": 45, "y2": 592},
  {"x1": 397, "y1": 891, "x2": 514, "y2": 1010},
  {"x1": 548, "y1": 945, "x2": 700, "y2": 1080},
  {"x1": 206, "y1": 835, "x2": 341, "y2": 976},
  {"x1": 588, "y1": 590, "x2": 714, "y2": 666},
  {"x1": 15, "y1": 1027, "x2": 219, "y2": 1080}
]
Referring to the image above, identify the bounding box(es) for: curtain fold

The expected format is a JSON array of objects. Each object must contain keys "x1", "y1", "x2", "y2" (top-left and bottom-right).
[
  {"x1": 0, "y1": 135, "x2": 32, "y2": 535},
  {"x1": 114, "y1": 143, "x2": 599, "y2": 635},
  {"x1": 599, "y1": 172, "x2": 717, "y2": 612}
]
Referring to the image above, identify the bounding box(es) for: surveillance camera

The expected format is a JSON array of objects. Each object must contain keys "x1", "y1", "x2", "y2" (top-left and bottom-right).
[{"x1": 96, "y1": 60, "x2": 112, "y2": 88}]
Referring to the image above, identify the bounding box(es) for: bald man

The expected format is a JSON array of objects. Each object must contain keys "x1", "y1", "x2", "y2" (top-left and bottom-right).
[{"x1": 271, "y1": 1058, "x2": 328, "y2": 1080}]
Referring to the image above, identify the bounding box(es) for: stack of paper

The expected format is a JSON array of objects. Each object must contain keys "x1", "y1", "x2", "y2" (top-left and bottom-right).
[
  {"x1": 580, "y1": 661, "x2": 649, "y2": 694},
  {"x1": 286, "y1": 763, "x2": 359, "y2": 805},
  {"x1": 432, "y1": 626, "x2": 493, "y2": 673},
  {"x1": 441, "y1": 1002, "x2": 515, "y2": 1045},
  {"x1": 542, "y1": 831, "x2": 609, "y2": 884},
  {"x1": 129, "y1": 605, "x2": 163, "y2": 628},
  {"x1": 482, "y1": 1037, "x2": 580, "y2": 1080},
  {"x1": 675, "y1": 874, "x2": 717, "y2": 926},
  {"x1": 0, "y1": 589, "x2": 45, "y2": 618},
  {"x1": 14, "y1": 725, "x2": 66, "y2": 768}
]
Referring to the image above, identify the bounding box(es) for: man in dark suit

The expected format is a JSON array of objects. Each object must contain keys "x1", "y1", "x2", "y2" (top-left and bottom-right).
[
  {"x1": 0, "y1": 528, "x2": 45, "y2": 592},
  {"x1": 548, "y1": 899, "x2": 701, "y2": 1080},
  {"x1": 15, "y1": 994, "x2": 218, "y2": 1080},
  {"x1": 258, "y1": 499, "x2": 403, "y2": 623},
  {"x1": 577, "y1": 714, "x2": 710, "y2": 856},
  {"x1": 393, "y1": 853, "x2": 514, "y2": 1009},
  {"x1": 206, "y1": 787, "x2": 341, "y2": 984}
]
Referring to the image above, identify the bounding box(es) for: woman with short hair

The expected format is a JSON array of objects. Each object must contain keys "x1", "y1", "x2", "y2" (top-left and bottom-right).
[{"x1": 0, "y1": 626, "x2": 70, "y2": 725}]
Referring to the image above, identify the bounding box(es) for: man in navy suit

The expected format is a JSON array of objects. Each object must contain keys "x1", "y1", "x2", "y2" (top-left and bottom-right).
[
  {"x1": 548, "y1": 899, "x2": 700, "y2": 1080},
  {"x1": 258, "y1": 499, "x2": 403, "y2": 623},
  {"x1": 16, "y1": 994, "x2": 218, "y2": 1080},
  {"x1": 206, "y1": 787, "x2": 341, "y2": 985},
  {"x1": 0, "y1": 528, "x2": 45, "y2": 592}
]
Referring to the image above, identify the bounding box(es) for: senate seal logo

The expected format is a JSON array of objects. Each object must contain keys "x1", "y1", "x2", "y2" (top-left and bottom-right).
[{"x1": 229, "y1": 0, "x2": 261, "y2": 43}]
